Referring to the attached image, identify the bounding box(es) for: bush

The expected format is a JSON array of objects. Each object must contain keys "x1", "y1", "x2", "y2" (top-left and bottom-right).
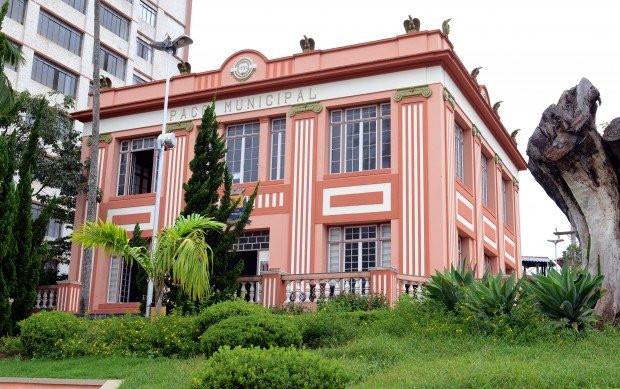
[
  {"x1": 60, "y1": 314, "x2": 201, "y2": 358},
  {"x1": 317, "y1": 293, "x2": 388, "y2": 313},
  {"x1": 424, "y1": 260, "x2": 475, "y2": 311},
  {"x1": 200, "y1": 314, "x2": 302, "y2": 356},
  {"x1": 18, "y1": 311, "x2": 85, "y2": 358},
  {"x1": 191, "y1": 346, "x2": 352, "y2": 389},
  {"x1": 295, "y1": 311, "x2": 384, "y2": 349},
  {"x1": 196, "y1": 300, "x2": 269, "y2": 332},
  {"x1": 0, "y1": 336, "x2": 23, "y2": 357},
  {"x1": 463, "y1": 272, "x2": 524, "y2": 317}
]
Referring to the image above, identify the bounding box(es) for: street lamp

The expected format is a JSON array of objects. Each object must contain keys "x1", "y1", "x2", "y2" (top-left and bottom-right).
[
  {"x1": 547, "y1": 227, "x2": 564, "y2": 271},
  {"x1": 145, "y1": 35, "x2": 193, "y2": 317}
]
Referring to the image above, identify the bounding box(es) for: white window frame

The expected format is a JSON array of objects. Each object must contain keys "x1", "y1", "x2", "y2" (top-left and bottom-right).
[
  {"x1": 329, "y1": 103, "x2": 391, "y2": 174},
  {"x1": 116, "y1": 137, "x2": 158, "y2": 196},
  {"x1": 455, "y1": 122, "x2": 465, "y2": 182},
  {"x1": 270, "y1": 118, "x2": 286, "y2": 180},
  {"x1": 481, "y1": 154, "x2": 489, "y2": 206},
  {"x1": 327, "y1": 224, "x2": 391, "y2": 272},
  {"x1": 457, "y1": 235, "x2": 463, "y2": 262},
  {"x1": 139, "y1": 1, "x2": 157, "y2": 26},
  {"x1": 226, "y1": 122, "x2": 260, "y2": 184}
]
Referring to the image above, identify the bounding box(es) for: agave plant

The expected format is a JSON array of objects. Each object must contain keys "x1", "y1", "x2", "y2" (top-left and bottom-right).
[
  {"x1": 464, "y1": 272, "x2": 524, "y2": 317},
  {"x1": 425, "y1": 259, "x2": 476, "y2": 311},
  {"x1": 527, "y1": 265, "x2": 605, "y2": 330}
]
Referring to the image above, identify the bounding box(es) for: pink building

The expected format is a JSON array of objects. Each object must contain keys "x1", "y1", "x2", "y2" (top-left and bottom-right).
[{"x1": 57, "y1": 29, "x2": 526, "y2": 314}]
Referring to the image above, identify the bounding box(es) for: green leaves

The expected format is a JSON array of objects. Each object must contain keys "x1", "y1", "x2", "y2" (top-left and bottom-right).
[
  {"x1": 424, "y1": 259, "x2": 476, "y2": 311},
  {"x1": 465, "y1": 272, "x2": 524, "y2": 317},
  {"x1": 527, "y1": 265, "x2": 604, "y2": 330}
]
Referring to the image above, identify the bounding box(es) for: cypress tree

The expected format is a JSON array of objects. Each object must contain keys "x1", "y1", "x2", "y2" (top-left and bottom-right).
[
  {"x1": 177, "y1": 102, "x2": 258, "y2": 311},
  {"x1": 0, "y1": 135, "x2": 17, "y2": 334}
]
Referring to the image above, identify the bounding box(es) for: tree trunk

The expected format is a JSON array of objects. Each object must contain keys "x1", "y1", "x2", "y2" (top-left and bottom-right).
[
  {"x1": 154, "y1": 282, "x2": 164, "y2": 315},
  {"x1": 79, "y1": 0, "x2": 101, "y2": 315},
  {"x1": 526, "y1": 78, "x2": 620, "y2": 321}
]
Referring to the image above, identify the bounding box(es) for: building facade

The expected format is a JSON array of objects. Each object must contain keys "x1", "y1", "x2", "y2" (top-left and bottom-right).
[{"x1": 60, "y1": 30, "x2": 526, "y2": 314}]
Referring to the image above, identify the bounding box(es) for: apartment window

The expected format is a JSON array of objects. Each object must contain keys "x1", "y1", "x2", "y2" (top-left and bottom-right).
[
  {"x1": 30, "y1": 204, "x2": 63, "y2": 239},
  {"x1": 502, "y1": 178, "x2": 511, "y2": 226},
  {"x1": 457, "y1": 235, "x2": 463, "y2": 263},
  {"x1": 116, "y1": 137, "x2": 158, "y2": 196},
  {"x1": 3, "y1": 0, "x2": 26, "y2": 23},
  {"x1": 226, "y1": 122, "x2": 259, "y2": 183},
  {"x1": 484, "y1": 254, "x2": 492, "y2": 274},
  {"x1": 107, "y1": 257, "x2": 141, "y2": 303},
  {"x1": 4, "y1": 41, "x2": 20, "y2": 71},
  {"x1": 136, "y1": 38, "x2": 152, "y2": 62},
  {"x1": 328, "y1": 224, "x2": 391, "y2": 272},
  {"x1": 60, "y1": 0, "x2": 86, "y2": 13},
  {"x1": 132, "y1": 74, "x2": 147, "y2": 84},
  {"x1": 100, "y1": 3, "x2": 129, "y2": 40},
  {"x1": 481, "y1": 155, "x2": 489, "y2": 206},
  {"x1": 330, "y1": 103, "x2": 391, "y2": 174},
  {"x1": 38, "y1": 10, "x2": 83, "y2": 55},
  {"x1": 270, "y1": 118, "x2": 286, "y2": 180},
  {"x1": 455, "y1": 122, "x2": 465, "y2": 181},
  {"x1": 100, "y1": 46, "x2": 126, "y2": 80},
  {"x1": 139, "y1": 1, "x2": 156, "y2": 26},
  {"x1": 31, "y1": 55, "x2": 77, "y2": 97}
]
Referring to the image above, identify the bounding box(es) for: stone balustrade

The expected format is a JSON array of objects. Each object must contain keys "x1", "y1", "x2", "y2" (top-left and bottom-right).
[
  {"x1": 34, "y1": 285, "x2": 58, "y2": 310},
  {"x1": 284, "y1": 274, "x2": 371, "y2": 304},
  {"x1": 235, "y1": 277, "x2": 261, "y2": 304}
]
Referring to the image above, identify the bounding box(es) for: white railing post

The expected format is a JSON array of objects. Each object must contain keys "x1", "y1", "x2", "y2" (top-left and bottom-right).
[
  {"x1": 249, "y1": 283, "x2": 255, "y2": 302},
  {"x1": 333, "y1": 279, "x2": 340, "y2": 297},
  {"x1": 294, "y1": 280, "x2": 301, "y2": 303},
  {"x1": 355, "y1": 278, "x2": 362, "y2": 295},
  {"x1": 285, "y1": 281, "x2": 292, "y2": 304},
  {"x1": 255, "y1": 281, "x2": 261, "y2": 304}
]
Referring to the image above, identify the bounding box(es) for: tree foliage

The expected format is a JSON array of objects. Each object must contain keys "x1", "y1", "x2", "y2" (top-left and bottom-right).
[{"x1": 174, "y1": 103, "x2": 258, "y2": 312}]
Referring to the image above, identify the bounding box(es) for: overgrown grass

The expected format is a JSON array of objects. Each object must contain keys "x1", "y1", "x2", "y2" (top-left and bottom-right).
[{"x1": 0, "y1": 356, "x2": 206, "y2": 388}]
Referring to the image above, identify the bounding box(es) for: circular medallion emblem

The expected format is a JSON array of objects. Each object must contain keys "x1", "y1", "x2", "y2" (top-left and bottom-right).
[{"x1": 230, "y1": 57, "x2": 257, "y2": 81}]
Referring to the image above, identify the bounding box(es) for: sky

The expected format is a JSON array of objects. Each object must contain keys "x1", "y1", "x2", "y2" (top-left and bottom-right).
[{"x1": 187, "y1": 0, "x2": 620, "y2": 260}]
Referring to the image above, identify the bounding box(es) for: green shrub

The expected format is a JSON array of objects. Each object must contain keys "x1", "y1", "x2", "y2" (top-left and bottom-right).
[
  {"x1": 196, "y1": 300, "x2": 269, "y2": 332},
  {"x1": 200, "y1": 314, "x2": 302, "y2": 356},
  {"x1": 18, "y1": 311, "x2": 85, "y2": 358},
  {"x1": 317, "y1": 293, "x2": 388, "y2": 313},
  {"x1": 528, "y1": 265, "x2": 605, "y2": 330},
  {"x1": 191, "y1": 346, "x2": 352, "y2": 389},
  {"x1": 0, "y1": 336, "x2": 23, "y2": 357},
  {"x1": 60, "y1": 314, "x2": 201, "y2": 358},
  {"x1": 464, "y1": 272, "x2": 524, "y2": 317},
  {"x1": 295, "y1": 310, "x2": 384, "y2": 349}
]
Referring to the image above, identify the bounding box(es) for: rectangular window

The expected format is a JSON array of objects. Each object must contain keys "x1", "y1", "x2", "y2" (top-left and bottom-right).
[
  {"x1": 116, "y1": 137, "x2": 157, "y2": 196},
  {"x1": 457, "y1": 235, "x2": 463, "y2": 262},
  {"x1": 100, "y1": 3, "x2": 129, "y2": 40},
  {"x1": 132, "y1": 73, "x2": 147, "y2": 84},
  {"x1": 328, "y1": 224, "x2": 391, "y2": 272},
  {"x1": 4, "y1": 0, "x2": 26, "y2": 23},
  {"x1": 226, "y1": 122, "x2": 259, "y2": 183},
  {"x1": 455, "y1": 122, "x2": 464, "y2": 181},
  {"x1": 38, "y1": 10, "x2": 83, "y2": 55},
  {"x1": 484, "y1": 254, "x2": 492, "y2": 274},
  {"x1": 270, "y1": 118, "x2": 286, "y2": 180},
  {"x1": 481, "y1": 155, "x2": 489, "y2": 206},
  {"x1": 60, "y1": 0, "x2": 86, "y2": 13},
  {"x1": 330, "y1": 103, "x2": 391, "y2": 174},
  {"x1": 100, "y1": 46, "x2": 126, "y2": 80},
  {"x1": 136, "y1": 38, "x2": 152, "y2": 62},
  {"x1": 31, "y1": 55, "x2": 77, "y2": 97},
  {"x1": 107, "y1": 257, "x2": 140, "y2": 303},
  {"x1": 502, "y1": 179, "x2": 510, "y2": 225},
  {"x1": 4, "y1": 41, "x2": 20, "y2": 71},
  {"x1": 139, "y1": 1, "x2": 156, "y2": 26}
]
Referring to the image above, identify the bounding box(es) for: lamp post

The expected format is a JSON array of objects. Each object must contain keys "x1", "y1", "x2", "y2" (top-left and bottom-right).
[
  {"x1": 547, "y1": 227, "x2": 564, "y2": 271},
  {"x1": 145, "y1": 35, "x2": 193, "y2": 317}
]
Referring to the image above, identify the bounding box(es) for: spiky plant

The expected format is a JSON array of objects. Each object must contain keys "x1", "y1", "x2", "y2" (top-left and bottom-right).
[
  {"x1": 464, "y1": 272, "x2": 524, "y2": 317},
  {"x1": 527, "y1": 265, "x2": 604, "y2": 330},
  {"x1": 424, "y1": 259, "x2": 476, "y2": 311}
]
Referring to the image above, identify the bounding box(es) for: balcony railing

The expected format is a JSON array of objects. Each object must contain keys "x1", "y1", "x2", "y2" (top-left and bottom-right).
[
  {"x1": 283, "y1": 272, "x2": 372, "y2": 303},
  {"x1": 34, "y1": 285, "x2": 58, "y2": 310},
  {"x1": 235, "y1": 276, "x2": 261, "y2": 303}
]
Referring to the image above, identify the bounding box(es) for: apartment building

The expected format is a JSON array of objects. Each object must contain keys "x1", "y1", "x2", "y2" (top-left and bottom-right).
[{"x1": 57, "y1": 29, "x2": 526, "y2": 314}]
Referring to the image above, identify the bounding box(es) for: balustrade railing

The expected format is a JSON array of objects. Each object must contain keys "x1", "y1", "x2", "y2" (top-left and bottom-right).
[
  {"x1": 235, "y1": 277, "x2": 261, "y2": 304},
  {"x1": 398, "y1": 279, "x2": 425, "y2": 299},
  {"x1": 284, "y1": 273, "x2": 371, "y2": 304},
  {"x1": 34, "y1": 285, "x2": 58, "y2": 310}
]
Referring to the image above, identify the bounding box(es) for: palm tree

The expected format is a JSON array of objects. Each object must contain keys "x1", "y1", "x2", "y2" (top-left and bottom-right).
[
  {"x1": 72, "y1": 214, "x2": 225, "y2": 314},
  {"x1": 0, "y1": 2, "x2": 25, "y2": 116}
]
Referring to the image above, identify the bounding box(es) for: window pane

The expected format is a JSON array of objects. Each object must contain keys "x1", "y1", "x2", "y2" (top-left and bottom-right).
[
  {"x1": 328, "y1": 243, "x2": 340, "y2": 272},
  {"x1": 100, "y1": 4, "x2": 129, "y2": 40},
  {"x1": 31, "y1": 55, "x2": 77, "y2": 97},
  {"x1": 61, "y1": 0, "x2": 86, "y2": 13},
  {"x1": 226, "y1": 123, "x2": 260, "y2": 184},
  {"x1": 381, "y1": 241, "x2": 391, "y2": 267},
  {"x1": 38, "y1": 10, "x2": 83, "y2": 55},
  {"x1": 344, "y1": 242, "x2": 357, "y2": 272},
  {"x1": 140, "y1": 1, "x2": 156, "y2": 26},
  {"x1": 330, "y1": 124, "x2": 341, "y2": 174},
  {"x1": 133, "y1": 74, "x2": 147, "y2": 84},
  {"x1": 100, "y1": 46, "x2": 126, "y2": 80},
  {"x1": 455, "y1": 123, "x2": 464, "y2": 181},
  {"x1": 270, "y1": 118, "x2": 286, "y2": 180},
  {"x1": 136, "y1": 38, "x2": 153, "y2": 62},
  {"x1": 6, "y1": 0, "x2": 26, "y2": 23},
  {"x1": 481, "y1": 156, "x2": 488, "y2": 206}
]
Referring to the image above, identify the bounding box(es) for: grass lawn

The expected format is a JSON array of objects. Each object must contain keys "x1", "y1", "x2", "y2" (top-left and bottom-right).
[{"x1": 0, "y1": 356, "x2": 206, "y2": 388}]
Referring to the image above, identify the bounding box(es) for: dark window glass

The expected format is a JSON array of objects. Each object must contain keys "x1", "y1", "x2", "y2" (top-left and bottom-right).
[
  {"x1": 38, "y1": 10, "x2": 83, "y2": 55},
  {"x1": 136, "y1": 38, "x2": 152, "y2": 62},
  {"x1": 3, "y1": 0, "x2": 27, "y2": 24},
  {"x1": 60, "y1": 0, "x2": 86, "y2": 13},
  {"x1": 31, "y1": 55, "x2": 77, "y2": 97},
  {"x1": 100, "y1": 46, "x2": 126, "y2": 80},
  {"x1": 100, "y1": 3, "x2": 129, "y2": 40},
  {"x1": 132, "y1": 74, "x2": 147, "y2": 84}
]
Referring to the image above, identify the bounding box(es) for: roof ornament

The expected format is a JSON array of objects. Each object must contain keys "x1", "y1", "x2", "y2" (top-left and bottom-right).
[
  {"x1": 178, "y1": 61, "x2": 191, "y2": 74},
  {"x1": 403, "y1": 15, "x2": 421, "y2": 33},
  {"x1": 442, "y1": 18, "x2": 451, "y2": 36},
  {"x1": 99, "y1": 75, "x2": 112, "y2": 89},
  {"x1": 470, "y1": 67, "x2": 482, "y2": 81},
  {"x1": 510, "y1": 129, "x2": 521, "y2": 142},
  {"x1": 300, "y1": 35, "x2": 315, "y2": 52},
  {"x1": 493, "y1": 100, "x2": 503, "y2": 114}
]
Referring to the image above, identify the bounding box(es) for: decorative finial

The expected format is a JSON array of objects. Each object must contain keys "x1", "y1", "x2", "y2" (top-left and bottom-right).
[
  {"x1": 403, "y1": 15, "x2": 421, "y2": 33},
  {"x1": 442, "y1": 18, "x2": 452, "y2": 35},
  {"x1": 300, "y1": 35, "x2": 315, "y2": 52},
  {"x1": 99, "y1": 76, "x2": 112, "y2": 89},
  {"x1": 177, "y1": 61, "x2": 191, "y2": 74},
  {"x1": 470, "y1": 67, "x2": 482, "y2": 80},
  {"x1": 510, "y1": 129, "x2": 521, "y2": 141},
  {"x1": 492, "y1": 100, "x2": 503, "y2": 113}
]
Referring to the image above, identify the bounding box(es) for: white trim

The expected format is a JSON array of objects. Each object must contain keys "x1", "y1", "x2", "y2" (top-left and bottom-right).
[
  {"x1": 484, "y1": 235, "x2": 497, "y2": 249},
  {"x1": 322, "y1": 183, "x2": 391, "y2": 216},
  {"x1": 106, "y1": 205, "x2": 155, "y2": 230}
]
